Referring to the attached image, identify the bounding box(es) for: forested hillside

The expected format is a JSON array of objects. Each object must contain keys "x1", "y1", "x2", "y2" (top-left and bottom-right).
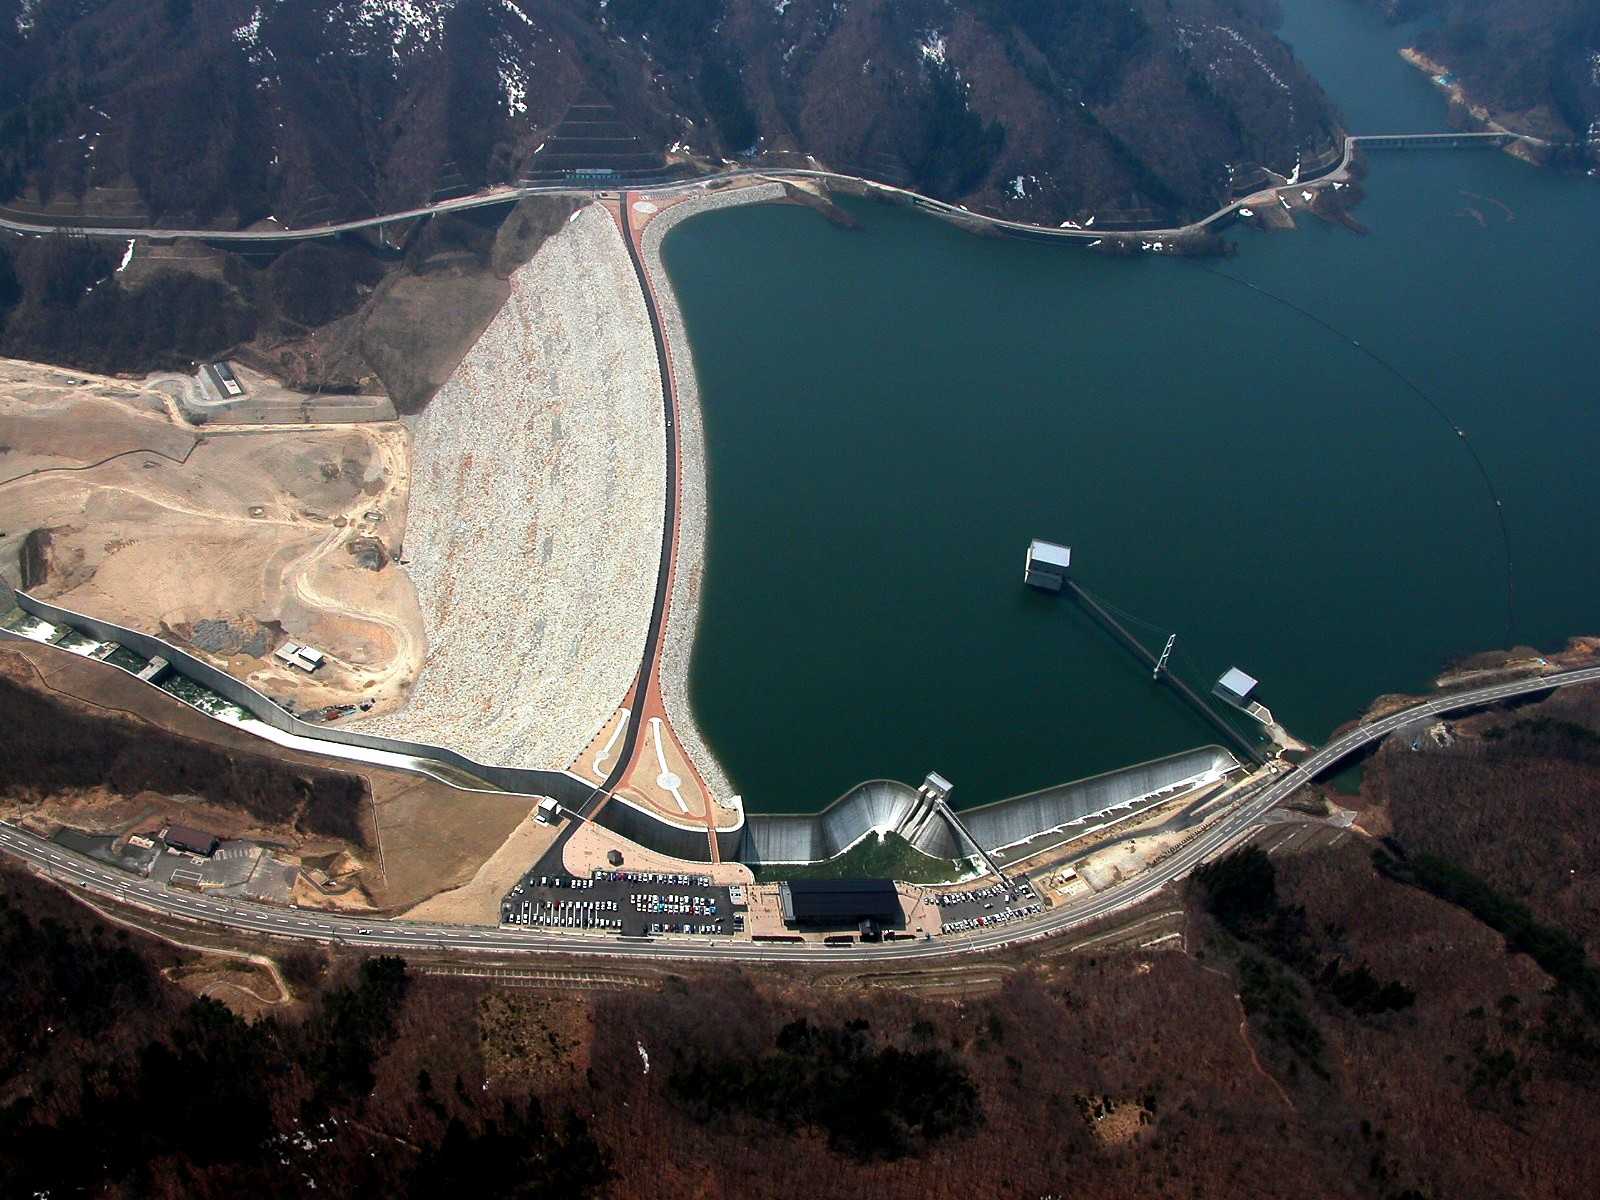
[
  {"x1": 1371, "y1": 0, "x2": 1600, "y2": 147},
  {"x1": 4, "y1": 681, "x2": 1600, "y2": 1196},
  {"x1": 0, "y1": 0, "x2": 1340, "y2": 229}
]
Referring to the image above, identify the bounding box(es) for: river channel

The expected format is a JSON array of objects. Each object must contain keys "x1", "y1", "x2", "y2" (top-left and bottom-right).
[{"x1": 663, "y1": 0, "x2": 1600, "y2": 814}]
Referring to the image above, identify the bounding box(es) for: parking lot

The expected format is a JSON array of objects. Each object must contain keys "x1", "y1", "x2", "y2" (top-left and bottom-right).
[
  {"x1": 934, "y1": 880, "x2": 1044, "y2": 935},
  {"x1": 500, "y1": 869, "x2": 748, "y2": 937}
]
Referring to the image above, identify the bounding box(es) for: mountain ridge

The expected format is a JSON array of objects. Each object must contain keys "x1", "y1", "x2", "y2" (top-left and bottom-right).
[{"x1": 0, "y1": 0, "x2": 1342, "y2": 230}]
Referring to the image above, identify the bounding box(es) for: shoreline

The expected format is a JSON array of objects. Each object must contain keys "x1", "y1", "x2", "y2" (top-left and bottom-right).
[
  {"x1": 1397, "y1": 47, "x2": 1571, "y2": 160},
  {"x1": 633, "y1": 182, "x2": 789, "y2": 807}
]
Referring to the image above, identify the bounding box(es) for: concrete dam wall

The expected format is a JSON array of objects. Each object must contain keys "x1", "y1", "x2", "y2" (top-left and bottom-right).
[
  {"x1": 6, "y1": 588, "x2": 1243, "y2": 875},
  {"x1": 960, "y1": 745, "x2": 1240, "y2": 854}
]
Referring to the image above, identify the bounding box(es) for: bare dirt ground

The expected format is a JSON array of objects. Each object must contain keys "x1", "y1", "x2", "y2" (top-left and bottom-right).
[
  {"x1": 402, "y1": 809, "x2": 560, "y2": 925},
  {"x1": 0, "y1": 357, "x2": 425, "y2": 718},
  {"x1": 363, "y1": 203, "x2": 666, "y2": 771}
]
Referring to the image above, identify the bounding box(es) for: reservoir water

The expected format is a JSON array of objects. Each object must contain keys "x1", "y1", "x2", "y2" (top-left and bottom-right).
[{"x1": 664, "y1": 0, "x2": 1600, "y2": 814}]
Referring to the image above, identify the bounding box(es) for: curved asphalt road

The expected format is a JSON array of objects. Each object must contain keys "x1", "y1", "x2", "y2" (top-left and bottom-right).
[
  {"x1": 0, "y1": 134, "x2": 1534, "y2": 251},
  {"x1": 572, "y1": 201, "x2": 684, "y2": 824},
  {"x1": 4, "y1": 666, "x2": 1595, "y2": 964},
  {"x1": 0, "y1": 137, "x2": 1380, "y2": 247}
]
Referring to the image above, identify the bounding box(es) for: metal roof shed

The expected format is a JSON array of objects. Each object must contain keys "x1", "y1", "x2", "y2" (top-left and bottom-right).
[{"x1": 1025, "y1": 540, "x2": 1073, "y2": 591}]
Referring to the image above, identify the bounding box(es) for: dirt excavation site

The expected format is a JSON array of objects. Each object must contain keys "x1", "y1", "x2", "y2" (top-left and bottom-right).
[
  {"x1": 0, "y1": 358, "x2": 423, "y2": 718},
  {"x1": 1, "y1": 200, "x2": 665, "y2": 781}
]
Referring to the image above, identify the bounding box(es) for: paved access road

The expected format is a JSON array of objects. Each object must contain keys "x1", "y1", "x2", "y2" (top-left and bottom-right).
[
  {"x1": 3, "y1": 666, "x2": 1596, "y2": 965},
  {"x1": 0, "y1": 144, "x2": 1355, "y2": 246},
  {"x1": 0, "y1": 133, "x2": 1533, "y2": 250}
]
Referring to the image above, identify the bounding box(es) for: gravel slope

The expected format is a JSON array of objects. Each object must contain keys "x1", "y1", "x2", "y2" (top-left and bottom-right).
[{"x1": 366, "y1": 205, "x2": 664, "y2": 770}]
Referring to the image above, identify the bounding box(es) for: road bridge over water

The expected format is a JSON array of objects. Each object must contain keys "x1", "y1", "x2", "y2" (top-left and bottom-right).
[{"x1": 1351, "y1": 131, "x2": 1520, "y2": 150}]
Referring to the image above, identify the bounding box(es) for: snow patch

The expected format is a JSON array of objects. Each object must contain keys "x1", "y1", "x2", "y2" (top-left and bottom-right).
[
  {"x1": 499, "y1": 54, "x2": 528, "y2": 116},
  {"x1": 233, "y1": 6, "x2": 263, "y2": 47},
  {"x1": 352, "y1": 0, "x2": 455, "y2": 45},
  {"x1": 918, "y1": 30, "x2": 947, "y2": 67},
  {"x1": 501, "y1": 0, "x2": 535, "y2": 27}
]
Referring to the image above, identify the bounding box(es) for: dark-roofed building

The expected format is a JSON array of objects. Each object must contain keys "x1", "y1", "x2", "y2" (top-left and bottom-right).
[
  {"x1": 778, "y1": 878, "x2": 904, "y2": 940},
  {"x1": 163, "y1": 824, "x2": 220, "y2": 857},
  {"x1": 203, "y1": 361, "x2": 244, "y2": 398}
]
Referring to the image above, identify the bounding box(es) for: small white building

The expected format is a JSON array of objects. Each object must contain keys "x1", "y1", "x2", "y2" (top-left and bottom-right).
[
  {"x1": 1214, "y1": 667, "x2": 1259, "y2": 706},
  {"x1": 1024, "y1": 540, "x2": 1072, "y2": 591}
]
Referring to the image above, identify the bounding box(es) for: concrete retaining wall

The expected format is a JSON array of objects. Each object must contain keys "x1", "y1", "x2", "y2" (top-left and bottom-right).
[
  {"x1": 6, "y1": 587, "x2": 1239, "y2": 875},
  {"x1": 591, "y1": 794, "x2": 741, "y2": 864},
  {"x1": 3, "y1": 588, "x2": 598, "y2": 809}
]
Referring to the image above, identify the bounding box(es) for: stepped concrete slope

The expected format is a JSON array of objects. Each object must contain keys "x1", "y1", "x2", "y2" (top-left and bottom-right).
[{"x1": 740, "y1": 747, "x2": 1239, "y2": 867}]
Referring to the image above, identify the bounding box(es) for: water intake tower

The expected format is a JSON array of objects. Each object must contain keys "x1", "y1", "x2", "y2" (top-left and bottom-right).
[{"x1": 1024, "y1": 540, "x2": 1073, "y2": 591}]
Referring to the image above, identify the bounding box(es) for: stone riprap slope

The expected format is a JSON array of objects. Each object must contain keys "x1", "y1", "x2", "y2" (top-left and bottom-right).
[{"x1": 366, "y1": 205, "x2": 664, "y2": 770}]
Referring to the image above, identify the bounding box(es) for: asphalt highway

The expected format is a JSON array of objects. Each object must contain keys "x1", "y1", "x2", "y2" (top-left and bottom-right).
[
  {"x1": 0, "y1": 138, "x2": 1369, "y2": 246},
  {"x1": 4, "y1": 665, "x2": 1595, "y2": 965}
]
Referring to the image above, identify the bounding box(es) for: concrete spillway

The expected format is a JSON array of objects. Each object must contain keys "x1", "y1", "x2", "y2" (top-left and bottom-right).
[
  {"x1": 738, "y1": 742, "x2": 1241, "y2": 870},
  {"x1": 740, "y1": 780, "x2": 972, "y2": 866},
  {"x1": 960, "y1": 745, "x2": 1239, "y2": 856}
]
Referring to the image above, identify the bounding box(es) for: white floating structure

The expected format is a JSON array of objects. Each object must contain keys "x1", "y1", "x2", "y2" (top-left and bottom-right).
[{"x1": 1024, "y1": 540, "x2": 1073, "y2": 591}]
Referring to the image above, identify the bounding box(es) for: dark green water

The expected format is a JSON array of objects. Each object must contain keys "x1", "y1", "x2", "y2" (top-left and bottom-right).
[{"x1": 665, "y1": 0, "x2": 1600, "y2": 813}]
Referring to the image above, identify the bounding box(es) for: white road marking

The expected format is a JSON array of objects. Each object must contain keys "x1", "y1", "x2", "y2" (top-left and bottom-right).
[
  {"x1": 591, "y1": 708, "x2": 631, "y2": 780},
  {"x1": 649, "y1": 717, "x2": 689, "y2": 813}
]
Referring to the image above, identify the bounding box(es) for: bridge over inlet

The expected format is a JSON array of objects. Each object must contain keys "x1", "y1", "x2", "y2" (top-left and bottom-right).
[{"x1": 1350, "y1": 131, "x2": 1521, "y2": 150}]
